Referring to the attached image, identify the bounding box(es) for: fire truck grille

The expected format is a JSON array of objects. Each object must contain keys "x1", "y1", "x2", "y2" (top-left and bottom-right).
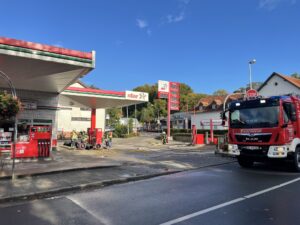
[{"x1": 235, "y1": 133, "x2": 272, "y2": 143}]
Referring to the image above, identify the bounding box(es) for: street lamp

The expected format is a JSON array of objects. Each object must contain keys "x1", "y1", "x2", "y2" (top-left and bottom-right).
[
  {"x1": 0, "y1": 70, "x2": 17, "y2": 180},
  {"x1": 248, "y1": 59, "x2": 256, "y2": 90}
]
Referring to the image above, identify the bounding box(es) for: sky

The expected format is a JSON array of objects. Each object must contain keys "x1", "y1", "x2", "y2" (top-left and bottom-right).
[{"x1": 1, "y1": 0, "x2": 300, "y2": 94}]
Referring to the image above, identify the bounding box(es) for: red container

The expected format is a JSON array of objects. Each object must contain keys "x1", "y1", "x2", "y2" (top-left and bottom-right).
[{"x1": 196, "y1": 134, "x2": 204, "y2": 145}]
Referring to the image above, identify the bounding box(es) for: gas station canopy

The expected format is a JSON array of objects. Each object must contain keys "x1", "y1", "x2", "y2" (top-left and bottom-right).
[
  {"x1": 62, "y1": 87, "x2": 149, "y2": 108},
  {"x1": 0, "y1": 37, "x2": 149, "y2": 108},
  {"x1": 0, "y1": 37, "x2": 94, "y2": 93}
]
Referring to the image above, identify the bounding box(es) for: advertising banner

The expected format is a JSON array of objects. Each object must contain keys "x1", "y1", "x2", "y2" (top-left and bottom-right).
[
  {"x1": 158, "y1": 80, "x2": 169, "y2": 99},
  {"x1": 125, "y1": 91, "x2": 149, "y2": 102},
  {"x1": 169, "y1": 82, "x2": 180, "y2": 111}
]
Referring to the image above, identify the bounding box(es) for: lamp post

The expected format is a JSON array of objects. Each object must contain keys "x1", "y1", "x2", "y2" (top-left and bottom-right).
[
  {"x1": 248, "y1": 59, "x2": 256, "y2": 90},
  {"x1": 0, "y1": 70, "x2": 17, "y2": 180}
]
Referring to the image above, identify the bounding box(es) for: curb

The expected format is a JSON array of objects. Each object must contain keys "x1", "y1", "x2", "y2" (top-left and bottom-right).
[
  {"x1": 0, "y1": 165, "x2": 120, "y2": 181},
  {"x1": 0, "y1": 161, "x2": 238, "y2": 204},
  {"x1": 0, "y1": 170, "x2": 181, "y2": 204}
]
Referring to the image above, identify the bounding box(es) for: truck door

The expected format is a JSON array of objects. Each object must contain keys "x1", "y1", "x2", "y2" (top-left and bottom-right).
[{"x1": 283, "y1": 102, "x2": 295, "y2": 142}]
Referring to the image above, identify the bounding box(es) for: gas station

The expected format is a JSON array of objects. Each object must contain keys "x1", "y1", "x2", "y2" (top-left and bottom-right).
[{"x1": 0, "y1": 37, "x2": 148, "y2": 158}]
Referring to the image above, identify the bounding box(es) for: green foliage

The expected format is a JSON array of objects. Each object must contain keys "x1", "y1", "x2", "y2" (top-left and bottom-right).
[
  {"x1": 128, "y1": 118, "x2": 133, "y2": 133},
  {"x1": 106, "y1": 107, "x2": 122, "y2": 126},
  {"x1": 113, "y1": 123, "x2": 128, "y2": 138},
  {"x1": 0, "y1": 93, "x2": 21, "y2": 119},
  {"x1": 234, "y1": 82, "x2": 263, "y2": 93},
  {"x1": 246, "y1": 82, "x2": 263, "y2": 90},
  {"x1": 213, "y1": 89, "x2": 228, "y2": 96},
  {"x1": 140, "y1": 103, "x2": 155, "y2": 123},
  {"x1": 291, "y1": 73, "x2": 300, "y2": 79},
  {"x1": 153, "y1": 99, "x2": 167, "y2": 117},
  {"x1": 88, "y1": 84, "x2": 101, "y2": 90},
  {"x1": 180, "y1": 93, "x2": 207, "y2": 111},
  {"x1": 131, "y1": 82, "x2": 207, "y2": 123}
]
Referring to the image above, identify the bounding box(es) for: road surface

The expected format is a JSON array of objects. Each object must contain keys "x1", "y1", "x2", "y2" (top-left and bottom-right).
[{"x1": 1, "y1": 163, "x2": 299, "y2": 225}]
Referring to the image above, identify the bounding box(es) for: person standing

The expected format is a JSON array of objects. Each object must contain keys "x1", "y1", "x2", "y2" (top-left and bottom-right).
[{"x1": 108, "y1": 131, "x2": 113, "y2": 148}]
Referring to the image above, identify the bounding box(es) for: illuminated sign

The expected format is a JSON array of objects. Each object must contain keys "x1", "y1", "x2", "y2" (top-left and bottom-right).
[{"x1": 125, "y1": 91, "x2": 149, "y2": 102}]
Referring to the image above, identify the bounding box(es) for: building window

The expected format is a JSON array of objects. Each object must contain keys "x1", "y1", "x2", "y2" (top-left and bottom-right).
[
  {"x1": 71, "y1": 117, "x2": 91, "y2": 121},
  {"x1": 212, "y1": 104, "x2": 216, "y2": 110},
  {"x1": 274, "y1": 82, "x2": 278, "y2": 86}
]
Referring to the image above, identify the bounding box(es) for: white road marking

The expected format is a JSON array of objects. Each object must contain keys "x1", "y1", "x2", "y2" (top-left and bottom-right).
[{"x1": 159, "y1": 177, "x2": 300, "y2": 225}]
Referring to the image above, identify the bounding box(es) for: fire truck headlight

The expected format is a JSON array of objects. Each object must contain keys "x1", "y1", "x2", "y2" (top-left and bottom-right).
[
  {"x1": 228, "y1": 144, "x2": 237, "y2": 151},
  {"x1": 276, "y1": 147, "x2": 285, "y2": 153},
  {"x1": 268, "y1": 146, "x2": 287, "y2": 157}
]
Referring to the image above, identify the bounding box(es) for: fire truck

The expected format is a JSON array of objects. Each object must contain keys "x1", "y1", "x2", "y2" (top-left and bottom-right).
[{"x1": 223, "y1": 95, "x2": 300, "y2": 171}]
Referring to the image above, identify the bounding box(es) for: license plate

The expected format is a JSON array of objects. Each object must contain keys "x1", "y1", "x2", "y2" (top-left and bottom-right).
[{"x1": 243, "y1": 146, "x2": 260, "y2": 150}]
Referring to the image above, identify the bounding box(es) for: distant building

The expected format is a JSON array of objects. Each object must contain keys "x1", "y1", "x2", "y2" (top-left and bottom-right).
[
  {"x1": 258, "y1": 72, "x2": 300, "y2": 96},
  {"x1": 119, "y1": 118, "x2": 142, "y2": 132},
  {"x1": 191, "y1": 95, "x2": 242, "y2": 130},
  {"x1": 171, "y1": 95, "x2": 242, "y2": 130},
  {"x1": 171, "y1": 112, "x2": 191, "y2": 129}
]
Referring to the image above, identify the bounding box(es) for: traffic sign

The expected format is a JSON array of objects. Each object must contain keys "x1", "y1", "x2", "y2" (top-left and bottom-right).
[{"x1": 246, "y1": 89, "x2": 258, "y2": 98}]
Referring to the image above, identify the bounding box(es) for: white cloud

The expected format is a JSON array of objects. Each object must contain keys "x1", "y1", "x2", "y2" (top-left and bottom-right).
[
  {"x1": 136, "y1": 18, "x2": 152, "y2": 36},
  {"x1": 259, "y1": 0, "x2": 297, "y2": 10},
  {"x1": 136, "y1": 19, "x2": 148, "y2": 29},
  {"x1": 164, "y1": 0, "x2": 190, "y2": 24},
  {"x1": 166, "y1": 11, "x2": 185, "y2": 23}
]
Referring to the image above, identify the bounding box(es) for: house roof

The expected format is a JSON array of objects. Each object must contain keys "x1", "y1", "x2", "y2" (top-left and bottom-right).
[
  {"x1": 195, "y1": 94, "x2": 243, "y2": 113},
  {"x1": 258, "y1": 72, "x2": 300, "y2": 92},
  {"x1": 197, "y1": 96, "x2": 226, "y2": 107}
]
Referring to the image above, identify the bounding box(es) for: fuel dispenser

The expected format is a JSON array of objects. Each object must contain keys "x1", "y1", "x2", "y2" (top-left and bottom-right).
[
  {"x1": 87, "y1": 128, "x2": 103, "y2": 149},
  {"x1": 15, "y1": 125, "x2": 52, "y2": 158}
]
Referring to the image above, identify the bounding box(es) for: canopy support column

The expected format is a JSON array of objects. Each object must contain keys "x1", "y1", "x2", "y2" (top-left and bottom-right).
[{"x1": 91, "y1": 108, "x2": 96, "y2": 130}]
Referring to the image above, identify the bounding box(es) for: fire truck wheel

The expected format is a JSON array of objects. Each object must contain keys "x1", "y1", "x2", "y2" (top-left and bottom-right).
[
  {"x1": 237, "y1": 156, "x2": 254, "y2": 168},
  {"x1": 96, "y1": 144, "x2": 101, "y2": 149},
  {"x1": 292, "y1": 147, "x2": 300, "y2": 172}
]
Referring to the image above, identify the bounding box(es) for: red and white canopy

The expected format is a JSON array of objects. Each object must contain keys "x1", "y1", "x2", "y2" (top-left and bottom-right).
[{"x1": 0, "y1": 37, "x2": 95, "y2": 93}]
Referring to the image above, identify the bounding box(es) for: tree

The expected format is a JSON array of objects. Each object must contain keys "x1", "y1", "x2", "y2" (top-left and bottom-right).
[
  {"x1": 234, "y1": 81, "x2": 263, "y2": 93},
  {"x1": 213, "y1": 89, "x2": 228, "y2": 96},
  {"x1": 88, "y1": 84, "x2": 101, "y2": 90},
  {"x1": 153, "y1": 99, "x2": 167, "y2": 118},
  {"x1": 106, "y1": 107, "x2": 122, "y2": 127},
  {"x1": 140, "y1": 103, "x2": 155, "y2": 123},
  {"x1": 291, "y1": 73, "x2": 300, "y2": 79},
  {"x1": 247, "y1": 82, "x2": 263, "y2": 90}
]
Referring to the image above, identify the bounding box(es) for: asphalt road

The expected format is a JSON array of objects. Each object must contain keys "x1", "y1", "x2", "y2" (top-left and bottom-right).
[{"x1": 1, "y1": 163, "x2": 300, "y2": 225}]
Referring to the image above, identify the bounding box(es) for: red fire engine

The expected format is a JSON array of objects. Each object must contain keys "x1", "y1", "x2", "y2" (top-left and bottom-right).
[{"x1": 223, "y1": 95, "x2": 300, "y2": 171}]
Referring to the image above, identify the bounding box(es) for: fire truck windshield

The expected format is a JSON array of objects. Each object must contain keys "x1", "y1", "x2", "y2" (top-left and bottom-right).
[{"x1": 230, "y1": 106, "x2": 279, "y2": 128}]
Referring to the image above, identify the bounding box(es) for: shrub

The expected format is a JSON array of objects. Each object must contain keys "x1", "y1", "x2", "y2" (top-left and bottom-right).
[
  {"x1": 114, "y1": 124, "x2": 128, "y2": 138},
  {"x1": 0, "y1": 93, "x2": 21, "y2": 119}
]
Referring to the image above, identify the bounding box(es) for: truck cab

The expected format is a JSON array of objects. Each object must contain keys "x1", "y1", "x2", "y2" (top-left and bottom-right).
[{"x1": 226, "y1": 95, "x2": 300, "y2": 171}]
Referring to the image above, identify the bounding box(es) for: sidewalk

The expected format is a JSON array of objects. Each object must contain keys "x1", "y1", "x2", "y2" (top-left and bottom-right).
[
  {"x1": 0, "y1": 149, "x2": 121, "y2": 179},
  {"x1": 0, "y1": 137, "x2": 235, "y2": 204}
]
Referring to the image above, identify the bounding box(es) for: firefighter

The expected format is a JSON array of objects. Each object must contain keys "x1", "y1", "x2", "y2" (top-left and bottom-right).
[
  {"x1": 161, "y1": 131, "x2": 167, "y2": 144},
  {"x1": 71, "y1": 130, "x2": 78, "y2": 147},
  {"x1": 108, "y1": 131, "x2": 113, "y2": 147},
  {"x1": 103, "y1": 131, "x2": 110, "y2": 149}
]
